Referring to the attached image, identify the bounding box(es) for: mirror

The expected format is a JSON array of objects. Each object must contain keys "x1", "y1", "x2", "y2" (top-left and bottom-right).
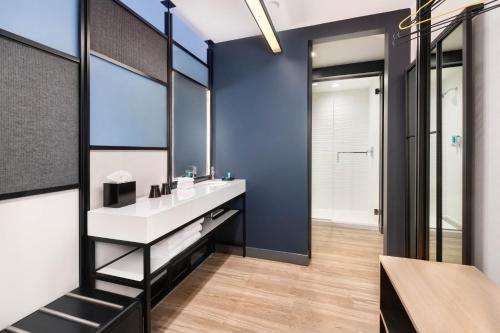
[
  {"x1": 427, "y1": 23, "x2": 465, "y2": 264},
  {"x1": 172, "y1": 71, "x2": 210, "y2": 179},
  {"x1": 441, "y1": 24, "x2": 463, "y2": 264}
]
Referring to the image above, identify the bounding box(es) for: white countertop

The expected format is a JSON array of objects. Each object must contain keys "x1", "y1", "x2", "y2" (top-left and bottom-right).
[{"x1": 88, "y1": 179, "x2": 245, "y2": 243}]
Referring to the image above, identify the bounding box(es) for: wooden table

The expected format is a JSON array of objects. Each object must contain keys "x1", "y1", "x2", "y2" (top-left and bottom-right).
[{"x1": 379, "y1": 255, "x2": 500, "y2": 333}]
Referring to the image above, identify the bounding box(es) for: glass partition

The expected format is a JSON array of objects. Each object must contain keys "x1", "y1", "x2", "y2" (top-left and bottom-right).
[
  {"x1": 173, "y1": 44, "x2": 209, "y2": 87},
  {"x1": 90, "y1": 55, "x2": 168, "y2": 148},
  {"x1": 172, "y1": 14, "x2": 208, "y2": 63},
  {"x1": 0, "y1": 0, "x2": 80, "y2": 56}
]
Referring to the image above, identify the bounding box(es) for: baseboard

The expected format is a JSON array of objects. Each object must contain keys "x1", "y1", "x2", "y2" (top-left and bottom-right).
[
  {"x1": 215, "y1": 244, "x2": 243, "y2": 256},
  {"x1": 312, "y1": 219, "x2": 378, "y2": 231},
  {"x1": 246, "y1": 247, "x2": 310, "y2": 266}
]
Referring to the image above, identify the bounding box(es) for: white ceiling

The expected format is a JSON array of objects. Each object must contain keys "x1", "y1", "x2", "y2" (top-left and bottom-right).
[
  {"x1": 312, "y1": 76, "x2": 380, "y2": 93},
  {"x1": 172, "y1": 0, "x2": 413, "y2": 43},
  {"x1": 312, "y1": 34, "x2": 385, "y2": 68}
]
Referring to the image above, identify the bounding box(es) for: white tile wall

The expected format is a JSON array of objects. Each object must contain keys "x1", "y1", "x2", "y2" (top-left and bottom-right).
[{"x1": 312, "y1": 86, "x2": 380, "y2": 226}]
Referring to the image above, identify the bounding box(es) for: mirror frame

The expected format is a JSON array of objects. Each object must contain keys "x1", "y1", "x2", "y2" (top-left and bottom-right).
[
  {"x1": 406, "y1": 7, "x2": 475, "y2": 264},
  {"x1": 428, "y1": 8, "x2": 473, "y2": 264},
  {"x1": 167, "y1": 13, "x2": 214, "y2": 185},
  {"x1": 170, "y1": 68, "x2": 212, "y2": 182}
]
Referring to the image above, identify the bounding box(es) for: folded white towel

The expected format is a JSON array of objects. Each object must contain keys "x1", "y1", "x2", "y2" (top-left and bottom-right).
[
  {"x1": 182, "y1": 219, "x2": 203, "y2": 233},
  {"x1": 157, "y1": 238, "x2": 183, "y2": 252},
  {"x1": 182, "y1": 232, "x2": 201, "y2": 250},
  {"x1": 182, "y1": 225, "x2": 202, "y2": 241},
  {"x1": 163, "y1": 244, "x2": 184, "y2": 261},
  {"x1": 177, "y1": 182, "x2": 194, "y2": 190},
  {"x1": 177, "y1": 177, "x2": 194, "y2": 184},
  {"x1": 152, "y1": 237, "x2": 183, "y2": 258}
]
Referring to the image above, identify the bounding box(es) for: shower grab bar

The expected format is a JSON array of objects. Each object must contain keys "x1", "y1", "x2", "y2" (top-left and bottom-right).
[{"x1": 336, "y1": 149, "x2": 371, "y2": 162}]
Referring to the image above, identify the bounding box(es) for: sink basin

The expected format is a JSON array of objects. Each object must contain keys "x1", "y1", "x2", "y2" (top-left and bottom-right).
[{"x1": 202, "y1": 180, "x2": 227, "y2": 187}]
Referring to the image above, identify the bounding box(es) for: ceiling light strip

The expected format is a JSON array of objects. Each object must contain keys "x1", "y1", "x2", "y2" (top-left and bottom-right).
[{"x1": 244, "y1": 0, "x2": 282, "y2": 54}]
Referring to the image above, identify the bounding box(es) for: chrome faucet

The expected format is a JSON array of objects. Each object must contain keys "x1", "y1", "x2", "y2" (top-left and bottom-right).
[
  {"x1": 210, "y1": 166, "x2": 215, "y2": 180},
  {"x1": 185, "y1": 166, "x2": 197, "y2": 178}
]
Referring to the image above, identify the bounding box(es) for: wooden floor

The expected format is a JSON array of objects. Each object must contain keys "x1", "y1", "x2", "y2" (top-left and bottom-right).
[
  {"x1": 152, "y1": 223, "x2": 383, "y2": 333},
  {"x1": 429, "y1": 228, "x2": 462, "y2": 264}
]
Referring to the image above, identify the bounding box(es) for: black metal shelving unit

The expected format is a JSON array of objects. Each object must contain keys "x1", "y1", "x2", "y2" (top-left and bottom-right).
[{"x1": 87, "y1": 194, "x2": 246, "y2": 333}]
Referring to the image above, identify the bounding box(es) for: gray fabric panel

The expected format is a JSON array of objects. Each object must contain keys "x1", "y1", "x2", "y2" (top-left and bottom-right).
[
  {"x1": 0, "y1": 37, "x2": 79, "y2": 195},
  {"x1": 90, "y1": 0, "x2": 168, "y2": 83}
]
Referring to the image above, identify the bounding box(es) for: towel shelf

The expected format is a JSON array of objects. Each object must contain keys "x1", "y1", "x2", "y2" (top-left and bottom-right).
[
  {"x1": 87, "y1": 192, "x2": 246, "y2": 333},
  {"x1": 94, "y1": 210, "x2": 241, "y2": 282}
]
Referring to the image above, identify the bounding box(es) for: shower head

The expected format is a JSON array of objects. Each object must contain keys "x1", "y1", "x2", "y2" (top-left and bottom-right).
[{"x1": 442, "y1": 87, "x2": 459, "y2": 106}]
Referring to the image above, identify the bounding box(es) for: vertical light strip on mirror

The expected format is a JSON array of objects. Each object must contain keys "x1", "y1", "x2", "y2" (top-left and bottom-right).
[
  {"x1": 171, "y1": 71, "x2": 176, "y2": 179},
  {"x1": 244, "y1": 0, "x2": 282, "y2": 53}
]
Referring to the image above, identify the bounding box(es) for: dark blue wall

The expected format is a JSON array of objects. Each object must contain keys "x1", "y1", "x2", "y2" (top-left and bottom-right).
[{"x1": 213, "y1": 9, "x2": 411, "y2": 257}]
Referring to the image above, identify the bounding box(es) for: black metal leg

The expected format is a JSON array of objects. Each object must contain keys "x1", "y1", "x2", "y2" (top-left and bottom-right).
[
  {"x1": 143, "y1": 246, "x2": 151, "y2": 333},
  {"x1": 243, "y1": 194, "x2": 246, "y2": 257},
  {"x1": 88, "y1": 238, "x2": 96, "y2": 289}
]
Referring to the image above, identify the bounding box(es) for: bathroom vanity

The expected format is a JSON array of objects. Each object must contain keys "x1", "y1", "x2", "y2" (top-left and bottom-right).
[{"x1": 87, "y1": 179, "x2": 246, "y2": 333}]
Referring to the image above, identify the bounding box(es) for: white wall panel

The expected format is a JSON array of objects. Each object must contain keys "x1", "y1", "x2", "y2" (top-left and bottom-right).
[
  {"x1": 472, "y1": 9, "x2": 500, "y2": 284},
  {"x1": 90, "y1": 150, "x2": 168, "y2": 210},
  {"x1": 0, "y1": 190, "x2": 79, "y2": 329}
]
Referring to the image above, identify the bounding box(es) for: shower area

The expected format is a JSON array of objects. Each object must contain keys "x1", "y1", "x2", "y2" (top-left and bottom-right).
[{"x1": 311, "y1": 76, "x2": 382, "y2": 228}]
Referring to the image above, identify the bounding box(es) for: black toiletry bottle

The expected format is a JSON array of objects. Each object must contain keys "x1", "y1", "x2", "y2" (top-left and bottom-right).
[
  {"x1": 149, "y1": 185, "x2": 161, "y2": 198},
  {"x1": 161, "y1": 183, "x2": 171, "y2": 195}
]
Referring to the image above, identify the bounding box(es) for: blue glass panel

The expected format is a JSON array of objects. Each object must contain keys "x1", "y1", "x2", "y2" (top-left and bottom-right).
[
  {"x1": 0, "y1": 0, "x2": 79, "y2": 57},
  {"x1": 90, "y1": 55, "x2": 167, "y2": 148},
  {"x1": 120, "y1": 0, "x2": 166, "y2": 33},
  {"x1": 172, "y1": 14, "x2": 207, "y2": 63},
  {"x1": 173, "y1": 72, "x2": 208, "y2": 177},
  {"x1": 173, "y1": 45, "x2": 209, "y2": 87}
]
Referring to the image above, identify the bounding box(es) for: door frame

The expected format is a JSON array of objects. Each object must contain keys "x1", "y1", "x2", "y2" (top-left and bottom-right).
[{"x1": 307, "y1": 50, "x2": 385, "y2": 257}]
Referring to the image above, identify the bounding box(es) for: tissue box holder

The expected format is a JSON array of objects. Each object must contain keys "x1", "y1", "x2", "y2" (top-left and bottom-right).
[{"x1": 103, "y1": 181, "x2": 136, "y2": 208}]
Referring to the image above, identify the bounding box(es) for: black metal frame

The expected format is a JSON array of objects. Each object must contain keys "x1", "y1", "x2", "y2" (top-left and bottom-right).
[
  {"x1": 87, "y1": 49, "x2": 169, "y2": 151},
  {"x1": 168, "y1": 11, "x2": 214, "y2": 182},
  {"x1": 428, "y1": 9, "x2": 473, "y2": 265},
  {"x1": 307, "y1": 40, "x2": 312, "y2": 258},
  {"x1": 82, "y1": 0, "x2": 172, "y2": 158},
  {"x1": 411, "y1": 6, "x2": 475, "y2": 264},
  {"x1": 415, "y1": 0, "x2": 432, "y2": 261},
  {"x1": 87, "y1": 194, "x2": 247, "y2": 333},
  {"x1": 404, "y1": 62, "x2": 416, "y2": 257},
  {"x1": 79, "y1": 3, "x2": 221, "y2": 331},
  {"x1": 435, "y1": 42, "x2": 443, "y2": 262},
  {"x1": 312, "y1": 60, "x2": 385, "y2": 81},
  {"x1": 166, "y1": 11, "x2": 173, "y2": 185},
  {"x1": 82, "y1": 0, "x2": 172, "y2": 285},
  {"x1": 379, "y1": 73, "x2": 385, "y2": 235},
  {"x1": 81, "y1": 0, "x2": 91, "y2": 288},
  {"x1": 170, "y1": 67, "x2": 213, "y2": 182},
  {"x1": 308, "y1": 53, "x2": 386, "y2": 252}
]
